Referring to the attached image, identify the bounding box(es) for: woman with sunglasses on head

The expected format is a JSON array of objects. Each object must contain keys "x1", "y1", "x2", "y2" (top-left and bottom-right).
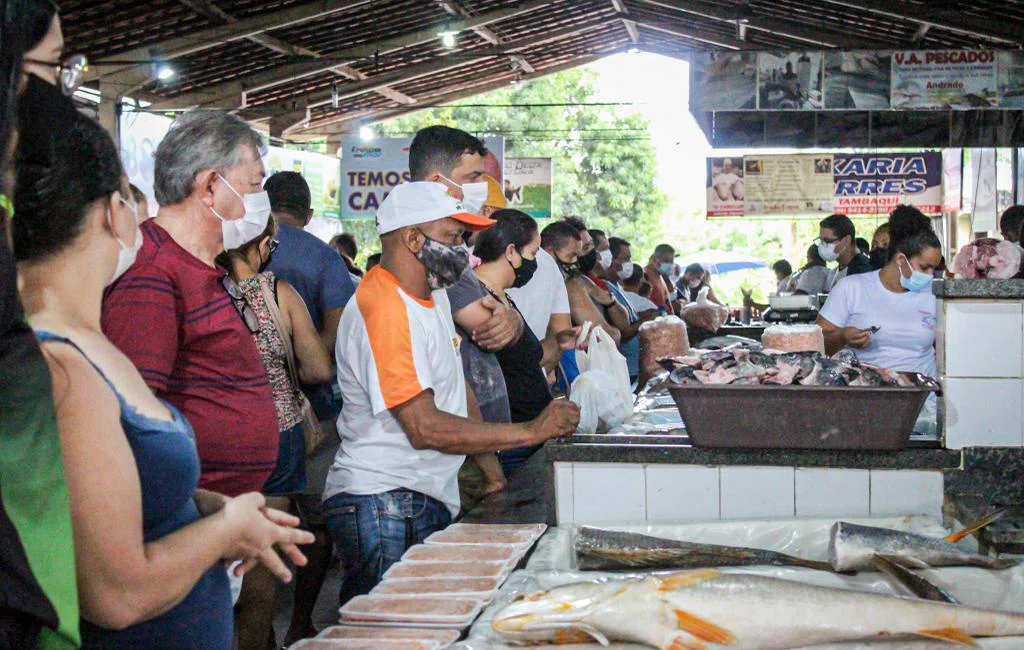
[
  {"x1": 218, "y1": 217, "x2": 332, "y2": 650},
  {"x1": 14, "y1": 100, "x2": 315, "y2": 650}
]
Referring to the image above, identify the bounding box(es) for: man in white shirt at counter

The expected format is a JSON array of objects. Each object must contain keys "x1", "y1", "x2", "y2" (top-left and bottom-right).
[{"x1": 322, "y1": 182, "x2": 580, "y2": 606}]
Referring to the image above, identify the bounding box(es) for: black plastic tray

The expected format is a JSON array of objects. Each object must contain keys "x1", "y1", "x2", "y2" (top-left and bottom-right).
[{"x1": 668, "y1": 384, "x2": 934, "y2": 450}]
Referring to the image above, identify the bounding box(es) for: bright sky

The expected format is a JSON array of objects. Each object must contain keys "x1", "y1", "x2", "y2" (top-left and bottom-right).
[{"x1": 588, "y1": 52, "x2": 710, "y2": 212}]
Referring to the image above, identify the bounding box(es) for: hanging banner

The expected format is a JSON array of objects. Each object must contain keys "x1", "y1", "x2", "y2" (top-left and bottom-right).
[
  {"x1": 942, "y1": 149, "x2": 963, "y2": 213},
  {"x1": 706, "y1": 157, "x2": 745, "y2": 217},
  {"x1": 119, "y1": 111, "x2": 173, "y2": 218},
  {"x1": 823, "y1": 51, "x2": 892, "y2": 109},
  {"x1": 1000, "y1": 52, "x2": 1024, "y2": 108},
  {"x1": 502, "y1": 157, "x2": 551, "y2": 218},
  {"x1": 891, "y1": 50, "x2": 998, "y2": 109},
  {"x1": 833, "y1": 152, "x2": 942, "y2": 216},
  {"x1": 743, "y1": 154, "x2": 834, "y2": 216},
  {"x1": 757, "y1": 51, "x2": 824, "y2": 110},
  {"x1": 692, "y1": 52, "x2": 757, "y2": 111},
  {"x1": 264, "y1": 147, "x2": 341, "y2": 219},
  {"x1": 340, "y1": 135, "x2": 504, "y2": 219}
]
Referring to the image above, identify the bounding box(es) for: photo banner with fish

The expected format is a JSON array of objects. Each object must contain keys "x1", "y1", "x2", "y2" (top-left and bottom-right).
[
  {"x1": 502, "y1": 157, "x2": 552, "y2": 219},
  {"x1": 891, "y1": 50, "x2": 998, "y2": 109},
  {"x1": 705, "y1": 152, "x2": 943, "y2": 218},
  {"x1": 340, "y1": 135, "x2": 504, "y2": 219},
  {"x1": 692, "y1": 49, "x2": 1021, "y2": 112},
  {"x1": 741, "y1": 154, "x2": 835, "y2": 217}
]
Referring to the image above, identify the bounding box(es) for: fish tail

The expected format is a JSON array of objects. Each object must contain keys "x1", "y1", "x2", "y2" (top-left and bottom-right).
[{"x1": 945, "y1": 508, "x2": 1008, "y2": 543}]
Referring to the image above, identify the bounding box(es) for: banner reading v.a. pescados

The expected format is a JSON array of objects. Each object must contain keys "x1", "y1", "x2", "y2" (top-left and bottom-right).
[
  {"x1": 340, "y1": 135, "x2": 504, "y2": 219},
  {"x1": 891, "y1": 50, "x2": 998, "y2": 109}
]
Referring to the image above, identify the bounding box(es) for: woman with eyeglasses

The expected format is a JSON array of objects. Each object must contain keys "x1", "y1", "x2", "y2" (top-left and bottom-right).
[
  {"x1": 218, "y1": 217, "x2": 332, "y2": 650},
  {"x1": 14, "y1": 94, "x2": 315, "y2": 650},
  {"x1": 1, "y1": 2, "x2": 81, "y2": 648}
]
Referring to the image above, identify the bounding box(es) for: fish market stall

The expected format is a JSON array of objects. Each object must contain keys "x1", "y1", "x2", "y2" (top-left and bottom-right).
[
  {"x1": 552, "y1": 279, "x2": 1024, "y2": 528},
  {"x1": 453, "y1": 517, "x2": 1024, "y2": 649}
]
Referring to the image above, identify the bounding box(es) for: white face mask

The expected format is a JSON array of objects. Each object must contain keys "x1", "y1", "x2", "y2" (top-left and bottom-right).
[
  {"x1": 441, "y1": 175, "x2": 488, "y2": 215},
  {"x1": 108, "y1": 197, "x2": 142, "y2": 285},
  {"x1": 211, "y1": 173, "x2": 272, "y2": 251},
  {"x1": 598, "y1": 249, "x2": 613, "y2": 269},
  {"x1": 617, "y1": 261, "x2": 635, "y2": 281},
  {"x1": 818, "y1": 240, "x2": 841, "y2": 262}
]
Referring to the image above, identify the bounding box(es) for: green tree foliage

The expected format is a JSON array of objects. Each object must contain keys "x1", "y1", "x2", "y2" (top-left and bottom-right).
[{"x1": 373, "y1": 67, "x2": 668, "y2": 254}]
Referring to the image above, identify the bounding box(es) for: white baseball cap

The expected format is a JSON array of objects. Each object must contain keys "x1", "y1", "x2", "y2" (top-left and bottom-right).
[{"x1": 376, "y1": 181, "x2": 495, "y2": 235}]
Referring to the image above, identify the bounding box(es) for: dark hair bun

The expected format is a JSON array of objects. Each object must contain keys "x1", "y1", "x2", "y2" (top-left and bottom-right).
[
  {"x1": 888, "y1": 205, "x2": 940, "y2": 259},
  {"x1": 14, "y1": 111, "x2": 123, "y2": 261}
]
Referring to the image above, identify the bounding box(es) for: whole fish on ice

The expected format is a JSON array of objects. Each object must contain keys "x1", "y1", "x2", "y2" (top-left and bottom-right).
[
  {"x1": 830, "y1": 521, "x2": 1017, "y2": 572},
  {"x1": 575, "y1": 526, "x2": 832, "y2": 572},
  {"x1": 492, "y1": 569, "x2": 1024, "y2": 649}
]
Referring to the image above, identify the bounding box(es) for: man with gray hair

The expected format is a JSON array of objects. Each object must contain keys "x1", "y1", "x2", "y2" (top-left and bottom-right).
[{"x1": 102, "y1": 111, "x2": 280, "y2": 499}]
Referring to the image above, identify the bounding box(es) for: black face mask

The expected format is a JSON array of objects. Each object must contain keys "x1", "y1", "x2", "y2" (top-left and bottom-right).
[
  {"x1": 577, "y1": 249, "x2": 599, "y2": 274},
  {"x1": 18, "y1": 74, "x2": 79, "y2": 167},
  {"x1": 557, "y1": 258, "x2": 579, "y2": 279},
  {"x1": 511, "y1": 253, "x2": 538, "y2": 288},
  {"x1": 869, "y1": 247, "x2": 889, "y2": 269}
]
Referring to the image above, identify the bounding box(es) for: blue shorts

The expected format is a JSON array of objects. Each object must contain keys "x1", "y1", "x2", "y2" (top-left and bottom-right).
[{"x1": 262, "y1": 422, "x2": 307, "y2": 496}]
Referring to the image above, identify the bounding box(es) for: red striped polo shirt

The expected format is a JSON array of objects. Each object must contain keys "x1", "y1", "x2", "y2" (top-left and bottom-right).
[{"x1": 102, "y1": 220, "x2": 278, "y2": 497}]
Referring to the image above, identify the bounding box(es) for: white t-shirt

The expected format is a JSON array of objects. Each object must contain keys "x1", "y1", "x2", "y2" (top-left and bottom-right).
[
  {"x1": 818, "y1": 270, "x2": 937, "y2": 377},
  {"x1": 325, "y1": 266, "x2": 468, "y2": 517},
  {"x1": 507, "y1": 248, "x2": 570, "y2": 341},
  {"x1": 624, "y1": 291, "x2": 658, "y2": 314}
]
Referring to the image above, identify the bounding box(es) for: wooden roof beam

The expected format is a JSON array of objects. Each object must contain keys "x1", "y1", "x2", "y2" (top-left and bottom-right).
[
  {"x1": 286, "y1": 53, "x2": 606, "y2": 138},
  {"x1": 635, "y1": 0, "x2": 892, "y2": 49},
  {"x1": 153, "y1": 0, "x2": 554, "y2": 109},
  {"x1": 232, "y1": 18, "x2": 608, "y2": 120},
  {"x1": 634, "y1": 18, "x2": 744, "y2": 49},
  {"x1": 819, "y1": 0, "x2": 1022, "y2": 45},
  {"x1": 87, "y1": 0, "x2": 368, "y2": 86}
]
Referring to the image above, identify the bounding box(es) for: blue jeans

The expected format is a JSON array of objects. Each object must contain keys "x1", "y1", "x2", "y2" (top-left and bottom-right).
[{"x1": 324, "y1": 489, "x2": 452, "y2": 606}]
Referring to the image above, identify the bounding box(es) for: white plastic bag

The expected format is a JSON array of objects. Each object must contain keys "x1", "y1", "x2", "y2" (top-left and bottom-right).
[{"x1": 570, "y1": 326, "x2": 633, "y2": 433}]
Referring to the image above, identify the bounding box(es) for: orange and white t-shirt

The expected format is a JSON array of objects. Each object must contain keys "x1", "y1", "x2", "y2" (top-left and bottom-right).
[{"x1": 324, "y1": 266, "x2": 467, "y2": 516}]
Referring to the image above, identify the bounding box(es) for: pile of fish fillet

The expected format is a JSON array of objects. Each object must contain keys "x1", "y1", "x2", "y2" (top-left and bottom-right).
[{"x1": 660, "y1": 348, "x2": 939, "y2": 388}]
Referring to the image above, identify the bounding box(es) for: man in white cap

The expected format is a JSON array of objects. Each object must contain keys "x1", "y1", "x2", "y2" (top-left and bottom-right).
[{"x1": 323, "y1": 181, "x2": 580, "y2": 605}]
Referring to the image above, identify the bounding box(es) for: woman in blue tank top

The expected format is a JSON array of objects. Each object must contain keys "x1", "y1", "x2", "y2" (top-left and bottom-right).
[{"x1": 12, "y1": 96, "x2": 313, "y2": 648}]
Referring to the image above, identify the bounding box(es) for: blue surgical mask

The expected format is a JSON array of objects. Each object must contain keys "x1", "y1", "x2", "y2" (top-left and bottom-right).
[
  {"x1": 898, "y1": 255, "x2": 932, "y2": 293},
  {"x1": 658, "y1": 262, "x2": 674, "y2": 275}
]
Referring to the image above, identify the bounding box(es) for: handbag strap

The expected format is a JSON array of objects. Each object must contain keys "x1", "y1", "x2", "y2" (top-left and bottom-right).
[{"x1": 257, "y1": 275, "x2": 302, "y2": 392}]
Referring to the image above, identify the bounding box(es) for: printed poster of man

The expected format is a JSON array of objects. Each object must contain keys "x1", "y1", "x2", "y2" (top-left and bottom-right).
[
  {"x1": 998, "y1": 51, "x2": 1024, "y2": 108},
  {"x1": 691, "y1": 52, "x2": 757, "y2": 111},
  {"x1": 706, "y1": 157, "x2": 745, "y2": 217},
  {"x1": 824, "y1": 51, "x2": 891, "y2": 109},
  {"x1": 758, "y1": 51, "x2": 823, "y2": 109}
]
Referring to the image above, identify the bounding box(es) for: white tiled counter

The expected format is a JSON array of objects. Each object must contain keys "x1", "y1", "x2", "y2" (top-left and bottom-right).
[
  {"x1": 547, "y1": 443, "x2": 959, "y2": 526},
  {"x1": 935, "y1": 280, "x2": 1024, "y2": 448}
]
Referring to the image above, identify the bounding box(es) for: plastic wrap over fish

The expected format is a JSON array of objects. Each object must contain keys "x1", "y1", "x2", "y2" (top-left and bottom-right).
[
  {"x1": 659, "y1": 348, "x2": 939, "y2": 389},
  {"x1": 455, "y1": 517, "x2": 1024, "y2": 650}
]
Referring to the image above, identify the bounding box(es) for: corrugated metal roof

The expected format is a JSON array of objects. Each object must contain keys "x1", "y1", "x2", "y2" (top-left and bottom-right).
[{"x1": 62, "y1": 0, "x2": 1023, "y2": 139}]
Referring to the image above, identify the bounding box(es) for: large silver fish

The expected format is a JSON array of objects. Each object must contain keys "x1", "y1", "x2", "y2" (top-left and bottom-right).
[
  {"x1": 575, "y1": 526, "x2": 832, "y2": 572},
  {"x1": 492, "y1": 569, "x2": 1024, "y2": 649},
  {"x1": 829, "y1": 521, "x2": 1016, "y2": 572}
]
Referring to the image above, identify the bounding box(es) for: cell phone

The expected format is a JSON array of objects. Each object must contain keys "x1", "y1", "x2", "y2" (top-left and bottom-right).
[{"x1": 866, "y1": 326, "x2": 881, "y2": 334}]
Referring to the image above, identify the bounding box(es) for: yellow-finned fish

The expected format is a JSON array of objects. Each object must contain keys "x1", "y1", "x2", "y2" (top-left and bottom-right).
[{"x1": 492, "y1": 569, "x2": 1024, "y2": 649}]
